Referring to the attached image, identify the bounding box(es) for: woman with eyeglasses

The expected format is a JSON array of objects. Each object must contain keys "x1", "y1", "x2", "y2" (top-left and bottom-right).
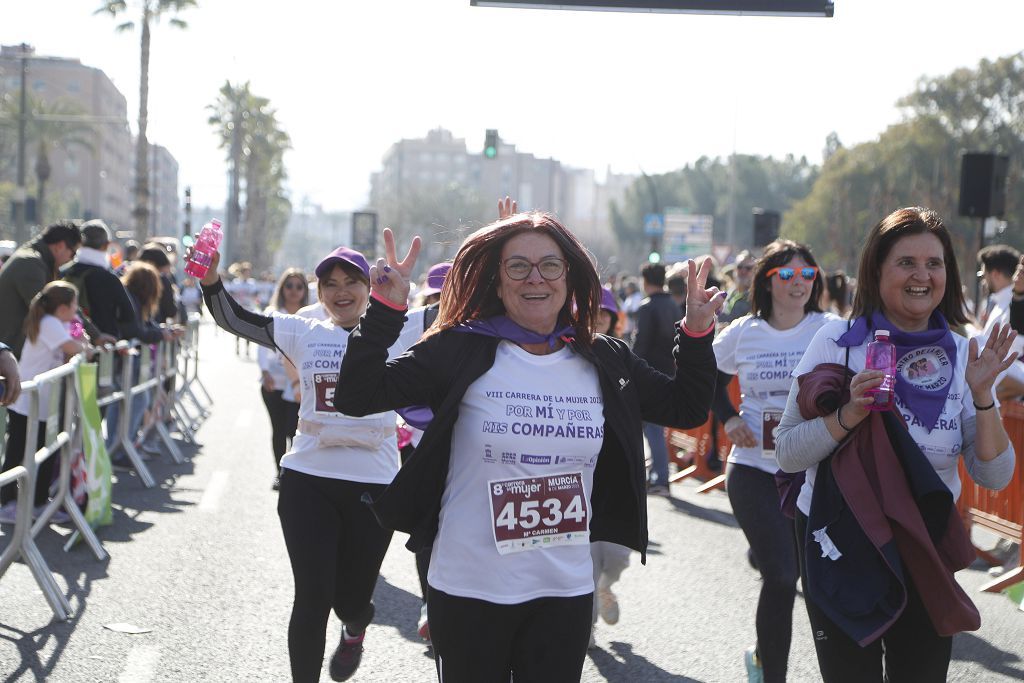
[
  {"x1": 775, "y1": 208, "x2": 1016, "y2": 682},
  {"x1": 258, "y1": 268, "x2": 310, "y2": 490},
  {"x1": 334, "y1": 213, "x2": 723, "y2": 682},
  {"x1": 711, "y1": 239, "x2": 837, "y2": 683}
]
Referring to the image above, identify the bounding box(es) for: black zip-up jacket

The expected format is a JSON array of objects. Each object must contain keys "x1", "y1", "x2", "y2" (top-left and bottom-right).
[{"x1": 335, "y1": 298, "x2": 717, "y2": 563}]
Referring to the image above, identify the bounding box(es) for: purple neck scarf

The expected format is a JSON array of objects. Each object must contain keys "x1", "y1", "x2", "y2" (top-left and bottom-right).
[
  {"x1": 454, "y1": 316, "x2": 575, "y2": 349},
  {"x1": 836, "y1": 310, "x2": 958, "y2": 432}
]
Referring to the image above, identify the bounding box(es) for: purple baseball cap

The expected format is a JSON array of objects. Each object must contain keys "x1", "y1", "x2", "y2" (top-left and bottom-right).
[
  {"x1": 600, "y1": 286, "x2": 619, "y2": 313},
  {"x1": 315, "y1": 246, "x2": 370, "y2": 280},
  {"x1": 420, "y1": 262, "x2": 452, "y2": 297}
]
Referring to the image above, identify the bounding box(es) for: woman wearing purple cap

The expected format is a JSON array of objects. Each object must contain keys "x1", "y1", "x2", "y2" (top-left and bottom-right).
[
  {"x1": 193, "y1": 245, "x2": 422, "y2": 683},
  {"x1": 335, "y1": 212, "x2": 724, "y2": 682},
  {"x1": 775, "y1": 208, "x2": 1017, "y2": 682}
]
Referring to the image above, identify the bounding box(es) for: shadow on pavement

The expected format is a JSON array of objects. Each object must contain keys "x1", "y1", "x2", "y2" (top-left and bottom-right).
[
  {"x1": 590, "y1": 641, "x2": 704, "y2": 682},
  {"x1": 374, "y1": 574, "x2": 433, "y2": 654},
  {"x1": 665, "y1": 496, "x2": 739, "y2": 528},
  {"x1": 0, "y1": 436, "x2": 201, "y2": 680},
  {"x1": 952, "y1": 631, "x2": 1024, "y2": 679}
]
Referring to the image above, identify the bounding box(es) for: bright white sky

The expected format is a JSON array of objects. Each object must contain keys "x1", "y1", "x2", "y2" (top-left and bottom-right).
[{"x1": 4, "y1": 1, "x2": 1023, "y2": 213}]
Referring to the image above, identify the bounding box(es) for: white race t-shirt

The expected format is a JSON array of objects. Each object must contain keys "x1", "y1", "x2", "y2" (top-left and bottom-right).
[
  {"x1": 274, "y1": 312, "x2": 421, "y2": 484},
  {"x1": 12, "y1": 315, "x2": 72, "y2": 418},
  {"x1": 792, "y1": 319, "x2": 984, "y2": 514},
  {"x1": 429, "y1": 341, "x2": 605, "y2": 604},
  {"x1": 714, "y1": 312, "x2": 838, "y2": 473}
]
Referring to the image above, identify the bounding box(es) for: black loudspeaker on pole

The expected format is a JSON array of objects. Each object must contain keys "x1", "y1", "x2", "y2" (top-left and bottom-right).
[
  {"x1": 958, "y1": 152, "x2": 1010, "y2": 313},
  {"x1": 753, "y1": 209, "x2": 780, "y2": 247},
  {"x1": 958, "y1": 152, "x2": 1009, "y2": 219}
]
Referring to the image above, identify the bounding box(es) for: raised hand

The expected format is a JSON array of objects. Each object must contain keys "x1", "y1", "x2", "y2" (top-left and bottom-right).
[
  {"x1": 184, "y1": 246, "x2": 221, "y2": 287},
  {"x1": 370, "y1": 228, "x2": 422, "y2": 307},
  {"x1": 498, "y1": 196, "x2": 518, "y2": 220},
  {"x1": 681, "y1": 257, "x2": 726, "y2": 333},
  {"x1": 966, "y1": 322, "x2": 1019, "y2": 399}
]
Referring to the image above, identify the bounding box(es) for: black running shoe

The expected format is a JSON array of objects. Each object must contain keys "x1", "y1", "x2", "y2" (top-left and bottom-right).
[{"x1": 329, "y1": 629, "x2": 364, "y2": 681}]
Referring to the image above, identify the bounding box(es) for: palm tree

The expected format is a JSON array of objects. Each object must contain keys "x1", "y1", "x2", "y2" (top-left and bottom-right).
[
  {"x1": 208, "y1": 82, "x2": 291, "y2": 270},
  {"x1": 95, "y1": 0, "x2": 197, "y2": 241}
]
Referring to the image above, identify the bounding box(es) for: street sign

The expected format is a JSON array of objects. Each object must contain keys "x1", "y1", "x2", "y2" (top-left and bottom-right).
[
  {"x1": 351, "y1": 211, "x2": 378, "y2": 258},
  {"x1": 643, "y1": 213, "x2": 664, "y2": 236},
  {"x1": 661, "y1": 209, "x2": 713, "y2": 264}
]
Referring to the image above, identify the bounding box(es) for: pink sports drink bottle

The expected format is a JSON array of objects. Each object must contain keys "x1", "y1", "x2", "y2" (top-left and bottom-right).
[
  {"x1": 864, "y1": 329, "x2": 896, "y2": 410},
  {"x1": 184, "y1": 219, "x2": 223, "y2": 279}
]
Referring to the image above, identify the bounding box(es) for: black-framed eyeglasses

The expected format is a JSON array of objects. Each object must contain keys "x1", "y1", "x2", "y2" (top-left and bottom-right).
[{"x1": 503, "y1": 257, "x2": 567, "y2": 281}]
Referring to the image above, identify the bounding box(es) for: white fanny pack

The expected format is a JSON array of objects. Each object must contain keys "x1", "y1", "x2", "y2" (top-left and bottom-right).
[{"x1": 298, "y1": 418, "x2": 395, "y2": 450}]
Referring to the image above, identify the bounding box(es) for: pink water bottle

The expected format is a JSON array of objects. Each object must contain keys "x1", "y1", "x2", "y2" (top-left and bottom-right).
[
  {"x1": 184, "y1": 219, "x2": 223, "y2": 279},
  {"x1": 864, "y1": 329, "x2": 896, "y2": 410}
]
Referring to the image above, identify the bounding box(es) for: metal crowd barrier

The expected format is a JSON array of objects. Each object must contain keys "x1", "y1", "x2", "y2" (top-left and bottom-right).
[
  {"x1": 0, "y1": 359, "x2": 104, "y2": 621},
  {"x1": 0, "y1": 321, "x2": 212, "y2": 621}
]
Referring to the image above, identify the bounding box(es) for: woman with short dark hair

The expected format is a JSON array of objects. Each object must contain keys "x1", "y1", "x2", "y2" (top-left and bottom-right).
[
  {"x1": 775, "y1": 207, "x2": 1016, "y2": 682},
  {"x1": 336, "y1": 212, "x2": 724, "y2": 682}
]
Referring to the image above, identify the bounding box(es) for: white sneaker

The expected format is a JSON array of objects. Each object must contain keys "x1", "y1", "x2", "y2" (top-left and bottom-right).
[
  {"x1": 596, "y1": 578, "x2": 620, "y2": 625},
  {"x1": 417, "y1": 603, "x2": 430, "y2": 641},
  {"x1": 0, "y1": 501, "x2": 18, "y2": 525}
]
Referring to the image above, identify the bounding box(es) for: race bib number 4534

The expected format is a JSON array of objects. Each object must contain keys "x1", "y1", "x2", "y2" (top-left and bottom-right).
[{"x1": 487, "y1": 473, "x2": 590, "y2": 555}]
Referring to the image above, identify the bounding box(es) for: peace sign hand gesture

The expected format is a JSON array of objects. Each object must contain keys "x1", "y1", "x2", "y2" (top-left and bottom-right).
[
  {"x1": 681, "y1": 257, "x2": 726, "y2": 333},
  {"x1": 966, "y1": 322, "x2": 1019, "y2": 400},
  {"x1": 370, "y1": 228, "x2": 422, "y2": 307}
]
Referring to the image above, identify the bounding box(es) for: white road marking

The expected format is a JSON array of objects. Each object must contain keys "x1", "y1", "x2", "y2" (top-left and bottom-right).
[
  {"x1": 118, "y1": 644, "x2": 159, "y2": 682},
  {"x1": 199, "y1": 471, "x2": 230, "y2": 512},
  {"x1": 234, "y1": 409, "x2": 253, "y2": 428}
]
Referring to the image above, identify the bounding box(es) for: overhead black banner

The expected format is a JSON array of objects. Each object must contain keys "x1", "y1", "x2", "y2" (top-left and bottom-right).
[{"x1": 470, "y1": 1, "x2": 834, "y2": 16}]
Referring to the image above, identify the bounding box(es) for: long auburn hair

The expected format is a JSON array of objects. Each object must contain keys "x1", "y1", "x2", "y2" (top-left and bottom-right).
[
  {"x1": 851, "y1": 207, "x2": 968, "y2": 326},
  {"x1": 427, "y1": 212, "x2": 601, "y2": 347},
  {"x1": 24, "y1": 281, "x2": 78, "y2": 343},
  {"x1": 749, "y1": 239, "x2": 824, "y2": 319},
  {"x1": 122, "y1": 261, "x2": 163, "y2": 319}
]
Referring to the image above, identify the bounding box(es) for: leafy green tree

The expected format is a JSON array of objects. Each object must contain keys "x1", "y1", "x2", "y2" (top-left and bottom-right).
[
  {"x1": 96, "y1": 0, "x2": 197, "y2": 241},
  {"x1": 786, "y1": 51, "x2": 1024, "y2": 297},
  {"x1": 609, "y1": 155, "x2": 818, "y2": 270}
]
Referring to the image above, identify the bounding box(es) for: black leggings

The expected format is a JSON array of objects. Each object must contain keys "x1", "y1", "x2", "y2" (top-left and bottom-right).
[
  {"x1": 1, "y1": 411, "x2": 53, "y2": 506},
  {"x1": 259, "y1": 388, "x2": 299, "y2": 467},
  {"x1": 795, "y1": 511, "x2": 952, "y2": 682},
  {"x1": 726, "y1": 463, "x2": 799, "y2": 683},
  {"x1": 277, "y1": 469, "x2": 393, "y2": 683},
  {"x1": 428, "y1": 587, "x2": 592, "y2": 683}
]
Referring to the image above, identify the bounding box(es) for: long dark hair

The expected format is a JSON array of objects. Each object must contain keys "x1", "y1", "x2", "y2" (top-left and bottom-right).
[
  {"x1": 851, "y1": 207, "x2": 968, "y2": 325},
  {"x1": 429, "y1": 212, "x2": 601, "y2": 347},
  {"x1": 750, "y1": 239, "x2": 823, "y2": 319},
  {"x1": 272, "y1": 268, "x2": 310, "y2": 311}
]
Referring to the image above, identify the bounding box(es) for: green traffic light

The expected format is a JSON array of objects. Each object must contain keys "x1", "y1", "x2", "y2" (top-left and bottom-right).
[
  {"x1": 485, "y1": 146, "x2": 497, "y2": 159},
  {"x1": 648, "y1": 252, "x2": 661, "y2": 264}
]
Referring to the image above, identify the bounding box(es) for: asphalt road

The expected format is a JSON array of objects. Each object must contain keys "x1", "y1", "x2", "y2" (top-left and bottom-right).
[{"x1": 2, "y1": 321, "x2": 1022, "y2": 682}]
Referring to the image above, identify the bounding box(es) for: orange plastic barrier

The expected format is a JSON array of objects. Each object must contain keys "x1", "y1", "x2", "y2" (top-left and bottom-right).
[
  {"x1": 665, "y1": 377, "x2": 741, "y2": 494},
  {"x1": 957, "y1": 401, "x2": 1024, "y2": 593}
]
